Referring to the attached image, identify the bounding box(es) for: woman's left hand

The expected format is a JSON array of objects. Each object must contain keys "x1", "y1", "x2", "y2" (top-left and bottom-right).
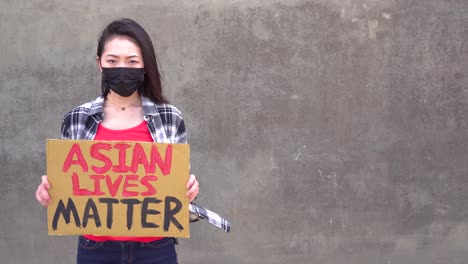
[{"x1": 186, "y1": 174, "x2": 199, "y2": 202}]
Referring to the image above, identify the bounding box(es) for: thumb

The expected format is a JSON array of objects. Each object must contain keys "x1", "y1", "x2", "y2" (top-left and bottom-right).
[{"x1": 41, "y1": 175, "x2": 50, "y2": 189}]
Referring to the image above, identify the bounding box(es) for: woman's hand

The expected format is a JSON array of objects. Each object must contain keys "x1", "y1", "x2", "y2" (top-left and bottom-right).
[
  {"x1": 186, "y1": 174, "x2": 199, "y2": 202},
  {"x1": 36, "y1": 175, "x2": 51, "y2": 207}
]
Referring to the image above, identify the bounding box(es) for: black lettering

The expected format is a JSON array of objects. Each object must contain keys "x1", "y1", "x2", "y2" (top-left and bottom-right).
[
  {"x1": 141, "y1": 197, "x2": 161, "y2": 228},
  {"x1": 99, "y1": 198, "x2": 119, "y2": 229},
  {"x1": 120, "y1": 198, "x2": 141, "y2": 230},
  {"x1": 52, "y1": 198, "x2": 81, "y2": 230},
  {"x1": 164, "y1": 196, "x2": 183, "y2": 231},
  {"x1": 82, "y1": 198, "x2": 101, "y2": 228}
]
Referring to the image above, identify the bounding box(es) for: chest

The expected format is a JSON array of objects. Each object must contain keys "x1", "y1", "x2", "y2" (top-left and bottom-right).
[{"x1": 100, "y1": 106, "x2": 144, "y2": 130}]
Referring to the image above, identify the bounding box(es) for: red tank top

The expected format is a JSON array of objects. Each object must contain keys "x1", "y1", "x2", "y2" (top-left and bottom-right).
[{"x1": 83, "y1": 121, "x2": 163, "y2": 242}]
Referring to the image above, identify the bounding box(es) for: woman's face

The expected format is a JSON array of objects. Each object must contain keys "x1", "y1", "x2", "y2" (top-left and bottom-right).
[{"x1": 98, "y1": 35, "x2": 144, "y2": 70}]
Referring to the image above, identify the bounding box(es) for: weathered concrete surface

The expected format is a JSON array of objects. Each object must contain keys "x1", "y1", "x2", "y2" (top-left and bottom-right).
[{"x1": 1, "y1": 0, "x2": 467, "y2": 263}]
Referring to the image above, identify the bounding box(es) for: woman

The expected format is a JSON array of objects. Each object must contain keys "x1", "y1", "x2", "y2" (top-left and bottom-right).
[{"x1": 35, "y1": 18, "x2": 199, "y2": 264}]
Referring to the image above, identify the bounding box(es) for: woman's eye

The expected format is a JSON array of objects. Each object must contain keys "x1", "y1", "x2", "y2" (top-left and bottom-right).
[
  {"x1": 107, "y1": 60, "x2": 116, "y2": 64},
  {"x1": 130, "y1": 60, "x2": 138, "y2": 64}
]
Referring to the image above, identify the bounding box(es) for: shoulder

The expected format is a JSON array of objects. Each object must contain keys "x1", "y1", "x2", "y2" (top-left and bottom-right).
[
  {"x1": 141, "y1": 97, "x2": 188, "y2": 143},
  {"x1": 155, "y1": 103, "x2": 185, "y2": 130},
  {"x1": 63, "y1": 96, "x2": 104, "y2": 121},
  {"x1": 63, "y1": 102, "x2": 91, "y2": 120},
  {"x1": 156, "y1": 103, "x2": 183, "y2": 118},
  {"x1": 141, "y1": 96, "x2": 184, "y2": 121},
  {"x1": 61, "y1": 97, "x2": 104, "y2": 139}
]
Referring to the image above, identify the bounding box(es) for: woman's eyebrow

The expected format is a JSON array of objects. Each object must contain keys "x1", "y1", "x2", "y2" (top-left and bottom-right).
[{"x1": 105, "y1": 54, "x2": 140, "y2": 58}]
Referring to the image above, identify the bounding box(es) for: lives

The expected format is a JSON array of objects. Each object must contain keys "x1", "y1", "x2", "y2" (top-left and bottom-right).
[{"x1": 72, "y1": 173, "x2": 158, "y2": 197}]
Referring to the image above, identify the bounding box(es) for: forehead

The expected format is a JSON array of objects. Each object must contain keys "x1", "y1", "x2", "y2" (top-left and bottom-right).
[{"x1": 102, "y1": 35, "x2": 141, "y2": 55}]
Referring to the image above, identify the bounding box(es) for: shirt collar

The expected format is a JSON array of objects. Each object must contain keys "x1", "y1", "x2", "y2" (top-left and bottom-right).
[
  {"x1": 88, "y1": 96, "x2": 105, "y2": 116},
  {"x1": 141, "y1": 96, "x2": 160, "y2": 117}
]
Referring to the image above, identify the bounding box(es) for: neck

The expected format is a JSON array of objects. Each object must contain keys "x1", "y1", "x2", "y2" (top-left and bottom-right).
[{"x1": 106, "y1": 91, "x2": 140, "y2": 106}]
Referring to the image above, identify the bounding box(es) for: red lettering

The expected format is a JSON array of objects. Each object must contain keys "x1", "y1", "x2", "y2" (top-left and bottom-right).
[
  {"x1": 90, "y1": 143, "x2": 112, "y2": 174},
  {"x1": 141, "y1": 175, "x2": 158, "y2": 196},
  {"x1": 105, "y1": 175, "x2": 124, "y2": 197},
  {"x1": 122, "y1": 175, "x2": 139, "y2": 197},
  {"x1": 131, "y1": 143, "x2": 150, "y2": 173},
  {"x1": 63, "y1": 144, "x2": 88, "y2": 173},
  {"x1": 112, "y1": 143, "x2": 131, "y2": 173},
  {"x1": 72, "y1": 172, "x2": 93, "y2": 195},
  {"x1": 150, "y1": 144, "x2": 172, "y2": 176},
  {"x1": 89, "y1": 175, "x2": 105, "y2": 195}
]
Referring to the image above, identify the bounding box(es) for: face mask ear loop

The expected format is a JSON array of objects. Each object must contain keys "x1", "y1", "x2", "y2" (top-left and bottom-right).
[
  {"x1": 139, "y1": 70, "x2": 146, "y2": 95},
  {"x1": 100, "y1": 61, "x2": 110, "y2": 97},
  {"x1": 97, "y1": 56, "x2": 103, "y2": 72}
]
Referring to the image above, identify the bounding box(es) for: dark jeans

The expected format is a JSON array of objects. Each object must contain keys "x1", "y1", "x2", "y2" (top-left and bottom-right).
[{"x1": 77, "y1": 236, "x2": 178, "y2": 264}]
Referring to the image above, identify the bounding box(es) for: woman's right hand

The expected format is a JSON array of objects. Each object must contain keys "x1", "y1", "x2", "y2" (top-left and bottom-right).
[{"x1": 36, "y1": 175, "x2": 51, "y2": 207}]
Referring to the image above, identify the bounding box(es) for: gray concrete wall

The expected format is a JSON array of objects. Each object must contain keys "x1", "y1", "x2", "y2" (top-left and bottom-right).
[{"x1": 1, "y1": 0, "x2": 467, "y2": 263}]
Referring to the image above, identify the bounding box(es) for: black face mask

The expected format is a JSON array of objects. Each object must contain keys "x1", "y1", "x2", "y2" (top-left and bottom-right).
[{"x1": 102, "y1": 67, "x2": 145, "y2": 97}]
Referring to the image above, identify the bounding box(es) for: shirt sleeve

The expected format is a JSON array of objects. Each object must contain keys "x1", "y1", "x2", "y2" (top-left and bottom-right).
[
  {"x1": 175, "y1": 118, "x2": 187, "y2": 144},
  {"x1": 61, "y1": 113, "x2": 72, "y2": 140}
]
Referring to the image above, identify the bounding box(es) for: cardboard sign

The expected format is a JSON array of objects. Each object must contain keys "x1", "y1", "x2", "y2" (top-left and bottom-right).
[{"x1": 46, "y1": 139, "x2": 190, "y2": 237}]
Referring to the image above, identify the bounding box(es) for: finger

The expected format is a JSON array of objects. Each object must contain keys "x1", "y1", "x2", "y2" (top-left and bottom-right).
[
  {"x1": 41, "y1": 175, "x2": 50, "y2": 189},
  {"x1": 38, "y1": 187, "x2": 51, "y2": 205},
  {"x1": 187, "y1": 191, "x2": 195, "y2": 202},
  {"x1": 186, "y1": 179, "x2": 199, "y2": 195},
  {"x1": 35, "y1": 190, "x2": 45, "y2": 207},
  {"x1": 186, "y1": 174, "x2": 195, "y2": 189},
  {"x1": 36, "y1": 189, "x2": 48, "y2": 207},
  {"x1": 188, "y1": 187, "x2": 199, "y2": 202},
  {"x1": 189, "y1": 195, "x2": 195, "y2": 202},
  {"x1": 38, "y1": 188, "x2": 47, "y2": 204},
  {"x1": 40, "y1": 197, "x2": 47, "y2": 207},
  {"x1": 186, "y1": 181, "x2": 199, "y2": 199}
]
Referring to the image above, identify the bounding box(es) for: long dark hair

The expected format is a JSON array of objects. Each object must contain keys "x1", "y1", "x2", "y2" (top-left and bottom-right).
[{"x1": 97, "y1": 18, "x2": 168, "y2": 104}]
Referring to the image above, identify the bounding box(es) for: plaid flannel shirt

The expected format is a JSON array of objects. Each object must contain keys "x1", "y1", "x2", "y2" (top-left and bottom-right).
[{"x1": 61, "y1": 96, "x2": 230, "y2": 233}]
